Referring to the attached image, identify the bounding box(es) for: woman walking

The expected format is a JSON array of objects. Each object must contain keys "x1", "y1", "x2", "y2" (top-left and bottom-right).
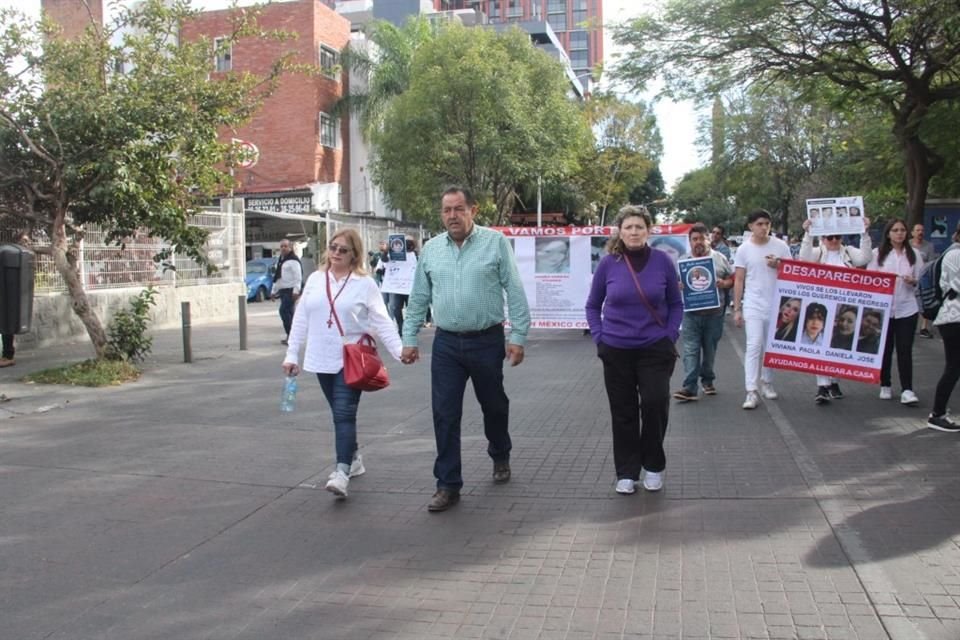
[
  {"x1": 868, "y1": 219, "x2": 924, "y2": 405},
  {"x1": 928, "y1": 222, "x2": 960, "y2": 432},
  {"x1": 282, "y1": 229, "x2": 402, "y2": 499},
  {"x1": 586, "y1": 205, "x2": 682, "y2": 494}
]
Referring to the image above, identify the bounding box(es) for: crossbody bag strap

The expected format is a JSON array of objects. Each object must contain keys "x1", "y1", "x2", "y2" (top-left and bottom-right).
[
  {"x1": 623, "y1": 253, "x2": 665, "y2": 328},
  {"x1": 326, "y1": 271, "x2": 347, "y2": 337}
]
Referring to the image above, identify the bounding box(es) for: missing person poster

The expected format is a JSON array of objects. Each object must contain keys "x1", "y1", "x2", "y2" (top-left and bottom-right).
[
  {"x1": 495, "y1": 224, "x2": 691, "y2": 328},
  {"x1": 380, "y1": 252, "x2": 416, "y2": 295},
  {"x1": 678, "y1": 256, "x2": 720, "y2": 312},
  {"x1": 763, "y1": 259, "x2": 895, "y2": 384},
  {"x1": 805, "y1": 196, "x2": 866, "y2": 237}
]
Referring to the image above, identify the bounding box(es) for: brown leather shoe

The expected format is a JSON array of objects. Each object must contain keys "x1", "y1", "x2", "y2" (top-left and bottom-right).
[
  {"x1": 493, "y1": 461, "x2": 511, "y2": 484},
  {"x1": 427, "y1": 489, "x2": 460, "y2": 512},
  {"x1": 0, "y1": 358, "x2": 14, "y2": 368}
]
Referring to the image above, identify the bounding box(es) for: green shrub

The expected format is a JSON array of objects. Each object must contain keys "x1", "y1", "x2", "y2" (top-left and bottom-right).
[{"x1": 105, "y1": 286, "x2": 159, "y2": 363}]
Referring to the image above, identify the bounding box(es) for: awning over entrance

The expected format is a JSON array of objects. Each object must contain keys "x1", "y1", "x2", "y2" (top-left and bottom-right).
[{"x1": 245, "y1": 209, "x2": 326, "y2": 223}]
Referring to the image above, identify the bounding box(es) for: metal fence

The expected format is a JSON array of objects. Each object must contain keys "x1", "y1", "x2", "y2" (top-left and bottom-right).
[
  {"x1": 324, "y1": 212, "x2": 428, "y2": 259},
  {"x1": 0, "y1": 210, "x2": 245, "y2": 294}
]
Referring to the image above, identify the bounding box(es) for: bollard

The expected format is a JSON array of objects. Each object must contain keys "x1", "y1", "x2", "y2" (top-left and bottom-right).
[
  {"x1": 238, "y1": 295, "x2": 247, "y2": 351},
  {"x1": 181, "y1": 301, "x2": 192, "y2": 363}
]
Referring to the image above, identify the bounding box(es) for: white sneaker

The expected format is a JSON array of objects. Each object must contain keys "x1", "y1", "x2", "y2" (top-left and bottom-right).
[
  {"x1": 760, "y1": 382, "x2": 778, "y2": 400},
  {"x1": 349, "y1": 454, "x2": 365, "y2": 478},
  {"x1": 615, "y1": 478, "x2": 636, "y2": 494},
  {"x1": 642, "y1": 470, "x2": 664, "y2": 492},
  {"x1": 879, "y1": 386, "x2": 892, "y2": 400},
  {"x1": 900, "y1": 390, "x2": 919, "y2": 406},
  {"x1": 324, "y1": 470, "x2": 349, "y2": 499},
  {"x1": 742, "y1": 390, "x2": 760, "y2": 410}
]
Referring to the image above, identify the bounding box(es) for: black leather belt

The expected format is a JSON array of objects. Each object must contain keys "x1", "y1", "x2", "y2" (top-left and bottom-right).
[{"x1": 437, "y1": 324, "x2": 503, "y2": 338}]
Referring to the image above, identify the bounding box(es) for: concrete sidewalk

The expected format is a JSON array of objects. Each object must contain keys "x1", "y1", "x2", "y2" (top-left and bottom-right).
[{"x1": 1, "y1": 307, "x2": 959, "y2": 639}]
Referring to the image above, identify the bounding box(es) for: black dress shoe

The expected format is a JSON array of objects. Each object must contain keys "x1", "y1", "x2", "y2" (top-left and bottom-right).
[
  {"x1": 427, "y1": 489, "x2": 460, "y2": 512},
  {"x1": 493, "y1": 461, "x2": 511, "y2": 484}
]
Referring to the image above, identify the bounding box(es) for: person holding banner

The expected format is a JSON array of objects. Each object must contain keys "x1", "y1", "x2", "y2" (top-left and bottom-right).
[
  {"x1": 586, "y1": 205, "x2": 682, "y2": 494},
  {"x1": 868, "y1": 219, "x2": 923, "y2": 406},
  {"x1": 673, "y1": 223, "x2": 733, "y2": 402},
  {"x1": 733, "y1": 209, "x2": 793, "y2": 410},
  {"x1": 799, "y1": 217, "x2": 873, "y2": 402},
  {"x1": 928, "y1": 222, "x2": 960, "y2": 432}
]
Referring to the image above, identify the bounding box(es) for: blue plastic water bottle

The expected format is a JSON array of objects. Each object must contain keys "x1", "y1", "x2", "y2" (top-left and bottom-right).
[{"x1": 280, "y1": 376, "x2": 298, "y2": 413}]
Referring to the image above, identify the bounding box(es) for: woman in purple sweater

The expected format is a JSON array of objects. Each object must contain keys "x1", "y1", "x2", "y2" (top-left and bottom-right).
[{"x1": 586, "y1": 205, "x2": 683, "y2": 494}]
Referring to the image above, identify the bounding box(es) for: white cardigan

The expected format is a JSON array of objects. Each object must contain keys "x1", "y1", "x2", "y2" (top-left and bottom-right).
[
  {"x1": 935, "y1": 245, "x2": 960, "y2": 326},
  {"x1": 284, "y1": 270, "x2": 403, "y2": 374}
]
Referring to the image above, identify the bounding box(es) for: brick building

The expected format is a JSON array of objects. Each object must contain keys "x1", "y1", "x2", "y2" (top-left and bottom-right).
[{"x1": 182, "y1": 2, "x2": 352, "y2": 216}]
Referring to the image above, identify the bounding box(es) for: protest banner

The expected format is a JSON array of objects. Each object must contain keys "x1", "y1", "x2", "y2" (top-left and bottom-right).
[
  {"x1": 380, "y1": 254, "x2": 416, "y2": 295},
  {"x1": 763, "y1": 259, "x2": 895, "y2": 384},
  {"x1": 494, "y1": 224, "x2": 691, "y2": 328}
]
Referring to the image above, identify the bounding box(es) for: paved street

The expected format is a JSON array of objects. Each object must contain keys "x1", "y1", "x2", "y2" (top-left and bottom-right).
[{"x1": 1, "y1": 304, "x2": 959, "y2": 640}]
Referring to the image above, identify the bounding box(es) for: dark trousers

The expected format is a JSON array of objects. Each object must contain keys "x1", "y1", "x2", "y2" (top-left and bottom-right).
[
  {"x1": 389, "y1": 294, "x2": 408, "y2": 334},
  {"x1": 880, "y1": 313, "x2": 918, "y2": 390},
  {"x1": 933, "y1": 323, "x2": 960, "y2": 416},
  {"x1": 598, "y1": 340, "x2": 676, "y2": 478},
  {"x1": 278, "y1": 288, "x2": 295, "y2": 337},
  {"x1": 430, "y1": 327, "x2": 510, "y2": 491},
  {"x1": 1, "y1": 333, "x2": 13, "y2": 359}
]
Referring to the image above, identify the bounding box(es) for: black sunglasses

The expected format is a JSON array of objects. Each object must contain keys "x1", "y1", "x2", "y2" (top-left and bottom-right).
[
  {"x1": 328, "y1": 243, "x2": 352, "y2": 255},
  {"x1": 824, "y1": 235, "x2": 841, "y2": 241}
]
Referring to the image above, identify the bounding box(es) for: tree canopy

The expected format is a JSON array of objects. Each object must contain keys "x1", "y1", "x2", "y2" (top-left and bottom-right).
[
  {"x1": 0, "y1": 0, "x2": 289, "y2": 355},
  {"x1": 370, "y1": 23, "x2": 590, "y2": 225},
  {"x1": 613, "y1": 0, "x2": 960, "y2": 226}
]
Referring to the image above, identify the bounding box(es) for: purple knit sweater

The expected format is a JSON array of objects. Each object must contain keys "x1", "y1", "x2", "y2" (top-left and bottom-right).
[{"x1": 585, "y1": 246, "x2": 683, "y2": 349}]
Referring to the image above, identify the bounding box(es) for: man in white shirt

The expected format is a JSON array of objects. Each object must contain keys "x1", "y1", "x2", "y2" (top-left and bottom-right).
[
  {"x1": 271, "y1": 239, "x2": 302, "y2": 345},
  {"x1": 733, "y1": 210, "x2": 793, "y2": 409}
]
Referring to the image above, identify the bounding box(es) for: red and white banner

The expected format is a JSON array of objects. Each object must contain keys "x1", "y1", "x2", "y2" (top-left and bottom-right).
[
  {"x1": 763, "y1": 259, "x2": 896, "y2": 384},
  {"x1": 494, "y1": 225, "x2": 691, "y2": 329}
]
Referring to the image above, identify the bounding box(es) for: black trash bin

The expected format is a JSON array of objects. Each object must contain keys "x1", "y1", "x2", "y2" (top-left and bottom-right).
[{"x1": 0, "y1": 243, "x2": 35, "y2": 335}]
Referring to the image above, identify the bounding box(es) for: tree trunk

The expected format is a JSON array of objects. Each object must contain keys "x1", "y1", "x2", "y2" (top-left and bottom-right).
[
  {"x1": 893, "y1": 101, "x2": 942, "y2": 228},
  {"x1": 51, "y1": 216, "x2": 108, "y2": 358},
  {"x1": 902, "y1": 134, "x2": 932, "y2": 229}
]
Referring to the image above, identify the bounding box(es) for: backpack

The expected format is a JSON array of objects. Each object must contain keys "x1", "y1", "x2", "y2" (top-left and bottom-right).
[{"x1": 917, "y1": 245, "x2": 959, "y2": 321}]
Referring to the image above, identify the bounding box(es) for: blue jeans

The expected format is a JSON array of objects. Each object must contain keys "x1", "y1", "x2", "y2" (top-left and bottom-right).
[
  {"x1": 431, "y1": 327, "x2": 511, "y2": 491},
  {"x1": 389, "y1": 293, "x2": 408, "y2": 333},
  {"x1": 316, "y1": 370, "x2": 362, "y2": 466},
  {"x1": 278, "y1": 288, "x2": 295, "y2": 337},
  {"x1": 681, "y1": 312, "x2": 725, "y2": 392}
]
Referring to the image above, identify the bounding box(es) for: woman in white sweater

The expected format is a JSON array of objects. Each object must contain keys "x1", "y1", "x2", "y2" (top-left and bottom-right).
[
  {"x1": 868, "y1": 219, "x2": 924, "y2": 406},
  {"x1": 928, "y1": 222, "x2": 960, "y2": 432},
  {"x1": 282, "y1": 229, "x2": 403, "y2": 499}
]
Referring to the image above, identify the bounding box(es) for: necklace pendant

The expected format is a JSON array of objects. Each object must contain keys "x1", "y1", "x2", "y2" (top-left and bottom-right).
[{"x1": 327, "y1": 319, "x2": 333, "y2": 328}]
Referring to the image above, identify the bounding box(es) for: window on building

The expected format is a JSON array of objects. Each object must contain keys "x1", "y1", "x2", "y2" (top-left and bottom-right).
[
  {"x1": 488, "y1": 0, "x2": 499, "y2": 18},
  {"x1": 319, "y1": 113, "x2": 339, "y2": 148},
  {"x1": 569, "y1": 30, "x2": 588, "y2": 50},
  {"x1": 570, "y1": 50, "x2": 588, "y2": 69},
  {"x1": 506, "y1": 0, "x2": 522, "y2": 19},
  {"x1": 547, "y1": 0, "x2": 567, "y2": 31},
  {"x1": 572, "y1": 0, "x2": 587, "y2": 25},
  {"x1": 214, "y1": 37, "x2": 232, "y2": 72},
  {"x1": 320, "y1": 45, "x2": 339, "y2": 78}
]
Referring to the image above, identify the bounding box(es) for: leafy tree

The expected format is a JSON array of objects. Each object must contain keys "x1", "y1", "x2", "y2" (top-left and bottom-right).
[
  {"x1": 371, "y1": 23, "x2": 590, "y2": 224},
  {"x1": 0, "y1": 0, "x2": 288, "y2": 356},
  {"x1": 335, "y1": 17, "x2": 436, "y2": 140},
  {"x1": 574, "y1": 92, "x2": 661, "y2": 224},
  {"x1": 613, "y1": 0, "x2": 960, "y2": 226}
]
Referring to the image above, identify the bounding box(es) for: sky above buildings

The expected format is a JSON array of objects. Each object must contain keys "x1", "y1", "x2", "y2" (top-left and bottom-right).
[{"x1": 1, "y1": 0, "x2": 702, "y2": 189}]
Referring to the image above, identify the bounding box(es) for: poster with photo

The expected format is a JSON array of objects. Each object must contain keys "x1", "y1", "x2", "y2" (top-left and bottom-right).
[
  {"x1": 380, "y1": 252, "x2": 416, "y2": 295},
  {"x1": 805, "y1": 196, "x2": 865, "y2": 237},
  {"x1": 387, "y1": 234, "x2": 407, "y2": 261},
  {"x1": 495, "y1": 224, "x2": 692, "y2": 329},
  {"x1": 763, "y1": 259, "x2": 895, "y2": 384},
  {"x1": 678, "y1": 256, "x2": 719, "y2": 311}
]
